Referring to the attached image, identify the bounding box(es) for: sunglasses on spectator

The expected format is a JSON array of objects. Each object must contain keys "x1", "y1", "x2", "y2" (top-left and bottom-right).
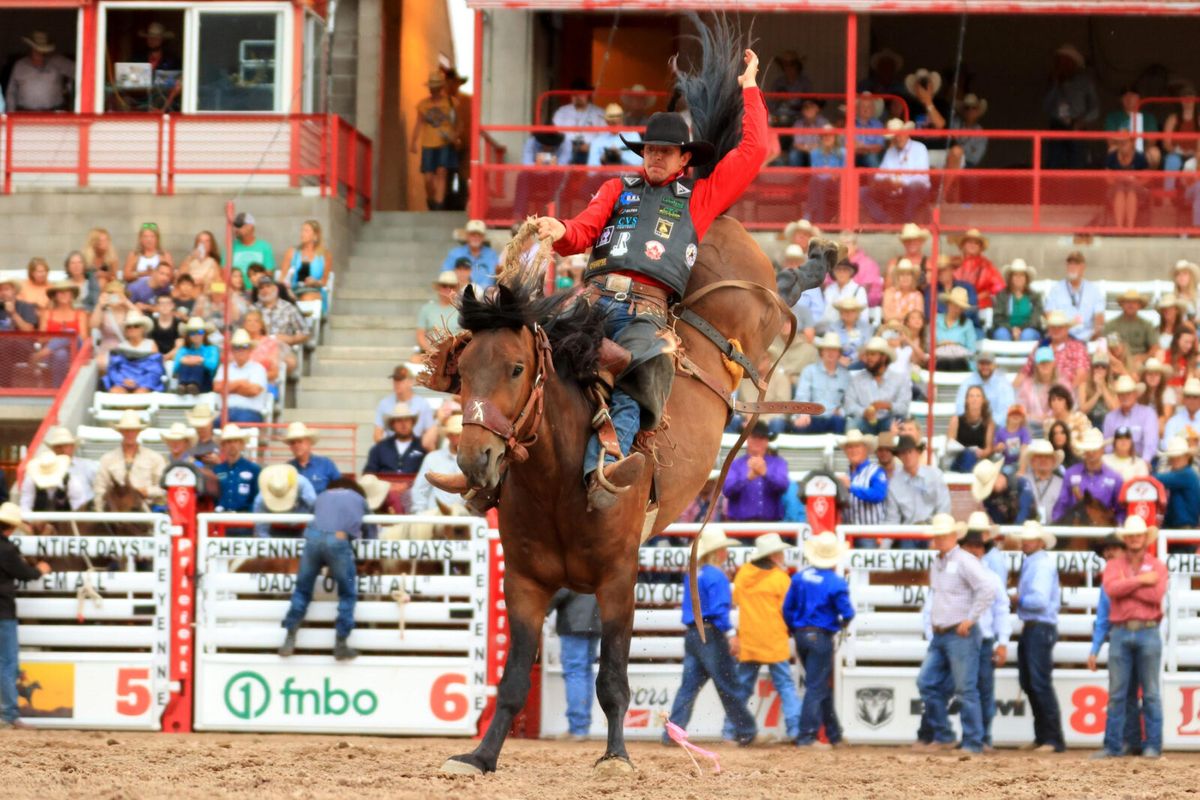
[{"x1": 141, "y1": 222, "x2": 159, "y2": 231}]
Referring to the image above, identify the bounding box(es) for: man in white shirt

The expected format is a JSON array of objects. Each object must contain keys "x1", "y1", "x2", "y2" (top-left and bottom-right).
[
  {"x1": 373, "y1": 364, "x2": 434, "y2": 443},
  {"x1": 1043, "y1": 251, "x2": 1105, "y2": 341},
  {"x1": 862, "y1": 119, "x2": 931, "y2": 223},
  {"x1": 587, "y1": 104, "x2": 642, "y2": 167},
  {"x1": 5, "y1": 32, "x2": 74, "y2": 112},
  {"x1": 551, "y1": 80, "x2": 606, "y2": 165},
  {"x1": 213, "y1": 329, "x2": 270, "y2": 423},
  {"x1": 411, "y1": 414, "x2": 464, "y2": 512}
]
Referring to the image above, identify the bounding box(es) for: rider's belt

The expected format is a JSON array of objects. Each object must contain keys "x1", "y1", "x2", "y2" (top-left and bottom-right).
[
  {"x1": 585, "y1": 276, "x2": 669, "y2": 317},
  {"x1": 1115, "y1": 619, "x2": 1159, "y2": 631}
]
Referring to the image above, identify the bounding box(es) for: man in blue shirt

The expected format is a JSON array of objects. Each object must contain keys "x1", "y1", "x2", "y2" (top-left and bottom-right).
[
  {"x1": 441, "y1": 219, "x2": 498, "y2": 288},
  {"x1": 1153, "y1": 436, "x2": 1200, "y2": 529},
  {"x1": 252, "y1": 464, "x2": 317, "y2": 538},
  {"x1": 784, "y1": 531, "x2": 854, "y2": 748},
  {"x1": 279, "y1": 475, "x2": 389, "y2": 660},
  {"x1": 662, "y1": 527, "x2": 760, "y2": 746},
  {"x1": 954, "y1": 352, "x2": 1013, "y2": 426},
  {"x1": 1013, "y1": 520, "x2": 1065, "y2": 752},
  {"x1": 792, "y1": 333, "x2": 848, "y2": 434},
  {"x1": 213, "y1": 424, "x2": 260, "y2": 519},
  {"x1": 1043, "y1": 251, "x2": 1105, "y2": 342},
  {"x1": 284, "y1": 421, "x2": 341, "y2": 495},
  {"x1": 1087, "y1": 534, "x2": 1144, "y2": 755}
]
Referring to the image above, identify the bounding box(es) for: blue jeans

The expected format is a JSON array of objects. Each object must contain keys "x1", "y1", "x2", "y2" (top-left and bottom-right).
[
  {"x1": 175, "y1": 361, "x2": 214, "y2": 392},
  {"x1": 1018, "y1": 621, "x2": 1064, "y2": 750},
  {"x1": 978, "y1": 639, "x2": 996, "y2": 745},
  {"x1": 724, "y1": 660, "x2": 802, "y2": 741},
  {"x1": 583, "y1": 296, "x2": 641, "y2": 478},
  {"x1": 0, "y1": 619, "x2": 17, "y2": 723},
  {"x1": 851, "y1": 414, "x2": 893, "y2": 435},
  {"x1": 792, "y1": 415, "x2": 846, "y2": 435},
  {"x1": 281, "y1": 529, "x2": 358, "y2": 639},
  {"x1": 1104, "y1": 625, "x2": 1163, "y2": 756},
  {"x1": 795, "y1": 628, "x2": 842, "y2": 744},
  {"x1": 664, "y1": 624, "x2": 757, "y2": 744},
  {"x1": 560, "y1": 634, "x2": 599, "y2": 735},
  {"x1": 951, "y1": 448, "x2": 981, "y2": 474},
  {"x1": 917, "y1": 627, "x2": 984, "y2": 751},
  {"x1": 226, "y1": 407, "x2": 265, "y2": 424},
  {"x1": 990, "y1": 326, "x2": 1042, "y2": 342}
]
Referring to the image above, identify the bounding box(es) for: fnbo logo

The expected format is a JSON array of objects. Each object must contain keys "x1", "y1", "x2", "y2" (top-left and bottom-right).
[{"x1": 223, "y1": 671, "x2": 379, "y2": 719}]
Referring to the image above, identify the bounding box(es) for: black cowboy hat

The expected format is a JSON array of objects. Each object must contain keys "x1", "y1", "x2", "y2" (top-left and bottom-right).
[
  {"x1": 957, "y1": 528, "x2": 990, "y2": 549},
  {"x1": 834, "y1": 258, "x2": 858, "y2": 277},
  {"x1": 533, "y1": 131, "x2": 566, "y2": 148},
  {"x1": 1092, "y1": 533, "x2": 1126, "y2": 557},
  {"x1": 749, "y1": 421, "x2": 776, "y2": 441},
  {"x1": 892, "y1": 434, "x2": 925, "y2": 454},
  {"x1": 621, "y1": 112, "x2": 716, "y2": 167}
]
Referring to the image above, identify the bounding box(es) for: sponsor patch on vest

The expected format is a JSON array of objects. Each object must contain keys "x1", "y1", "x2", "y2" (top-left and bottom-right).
[
  {"x1": 596, "y1": 226, "x2": 614, "y2": 247},
  {"x1": 620, "y1": 191, "x2": 641, "y2": 205},
  {"x1": 660, "y1": 195, "x2": 686, "y2": 210},
  {"x1": 611, "y1": 231, "x2": 632, "y2": 257},
  {"x1": 685, "y1": 243, "x2": 698, "y2": 267},
  {"x1": 658, "y1": 207, "x2": 681, "y2": 220},
  {"x1": 654, "y1": 218, "x2": 674, "y2": 239},
  {"x1": 644, "y1": 241, "x2": 665, "y2": 261},
  {"x1": 615, "y1": 215, "x2": 638, "y2": 229}
]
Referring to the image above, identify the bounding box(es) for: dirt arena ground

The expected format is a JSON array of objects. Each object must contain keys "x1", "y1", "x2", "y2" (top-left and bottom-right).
[{"x1": 4, "y1": 731, "x2": 1200, "y2": 800}]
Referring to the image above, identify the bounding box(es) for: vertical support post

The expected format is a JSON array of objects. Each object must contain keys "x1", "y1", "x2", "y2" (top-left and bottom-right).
[
  {"x1": 78, "y1": 2, "x2": 98, "y2": 113},
  {"x1": 77, "y1": 117, "x2": 90, "y2": 189},
  {"x1": 3, "y1": 114, "x2": 13, "y2": 195},
  {"x1": 469, "y1": 10, "x2": 485, "y2": 221},
  {"x1": 1031, "y1": 133, "x2": 1042, "y2": 230},
  {"x1": 841, "y1": 12, "x2": 858, "y2": 229},
  {"x1": 328, "y1": 113, "x2": 340, "y2": 200},
  {"x1": 363, "y1": 134, "x2": 373, "y2": 220},
  {"x1": 161, "y1": 469, "x2": 198, "y2": 733},
  {"x1": 346, "y1": 122, "x2": 358, "y2": 211},
  {"x1": 220, "y1": 201, "x2": 236, "y2": 427},
  {"x1": 165, "y1": 115, "x2": 175, "y2": 195},
  {"x1": 926, "y1": 207, "x2": 940, "y2": 463}
]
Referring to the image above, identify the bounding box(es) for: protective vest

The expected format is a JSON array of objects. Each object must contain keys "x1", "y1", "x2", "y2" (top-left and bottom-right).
[{"x1": 586, "y1": 175, "x2": 699, "y2": 297}]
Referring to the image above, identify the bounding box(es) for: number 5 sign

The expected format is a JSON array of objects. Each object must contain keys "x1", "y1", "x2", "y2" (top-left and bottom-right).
[{"x1": 117, "y1": 668, "x2": 153, "y2": 716}]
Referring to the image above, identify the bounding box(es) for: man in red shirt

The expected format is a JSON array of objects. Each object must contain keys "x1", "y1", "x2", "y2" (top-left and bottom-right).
[
  {"x1": 1093, "y1": 516, "x2": 1168, "y2": 759},
  {"x1": 951, "y1": 228, "x2": 1004, "y2": 309},
  {"x1": 534, "y1": 49, "x2": 775, "y2": 510}
]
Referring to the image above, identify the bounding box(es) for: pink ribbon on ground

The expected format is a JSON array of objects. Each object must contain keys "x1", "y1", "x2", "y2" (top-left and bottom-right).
[{"x1": 661, "y1": 714, "x2": 722, "y2": 775}]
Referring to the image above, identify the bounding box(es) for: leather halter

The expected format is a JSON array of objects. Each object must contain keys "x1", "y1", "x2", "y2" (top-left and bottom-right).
[{"x1": 460, "y1": 325, "x2": 553, "y2": 463}]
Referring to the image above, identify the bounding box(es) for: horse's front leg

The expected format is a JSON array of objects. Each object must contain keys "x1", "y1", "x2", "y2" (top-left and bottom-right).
[
  {"x1": 593, "y1": 565, "x2": 637, "y2": 773},
  {"x1": 442, "y1": 570, "x2": 552, "y2": 775}
]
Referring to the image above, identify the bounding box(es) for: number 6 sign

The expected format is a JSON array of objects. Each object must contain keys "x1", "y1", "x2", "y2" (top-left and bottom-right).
[{"x1": 430, "y1": 673, "x2": 468, "y2": 722}]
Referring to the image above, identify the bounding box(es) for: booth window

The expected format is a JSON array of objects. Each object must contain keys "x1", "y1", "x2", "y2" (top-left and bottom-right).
[
  {"x1": 104, "y1": 10, "x2": 187, "y2": 113},
  {"x1": 196, "y1": 12, "x2": 282, "y2": 112},
  {"x1": 0, "y1": 11, "x2": 80, "y2": 112}
]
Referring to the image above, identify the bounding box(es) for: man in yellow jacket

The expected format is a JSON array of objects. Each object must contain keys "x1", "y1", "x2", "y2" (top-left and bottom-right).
[{"x1": 728, "y1": 533, "x2": 801, "y2": 741}]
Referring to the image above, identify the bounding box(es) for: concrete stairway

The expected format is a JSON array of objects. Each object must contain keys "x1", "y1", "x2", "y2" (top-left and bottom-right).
[{"x1": 283, "y1": 211, "x2": 465, "y2": 467}]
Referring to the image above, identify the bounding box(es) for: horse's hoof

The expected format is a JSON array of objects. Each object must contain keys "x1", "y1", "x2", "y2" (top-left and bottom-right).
[
  {"x1": 440, "y1": 755, "x2": 485, "y2": 776},
  {"x1": 593, "y1": 755, "x2": 636, "y2": 777}
]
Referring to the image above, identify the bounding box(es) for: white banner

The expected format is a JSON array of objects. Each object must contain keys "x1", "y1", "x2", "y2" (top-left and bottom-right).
[{"x1": 17, "y1": 654, "x2": 162, "y2": 730}]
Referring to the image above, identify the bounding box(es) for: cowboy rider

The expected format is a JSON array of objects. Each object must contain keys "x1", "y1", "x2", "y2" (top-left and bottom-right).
[{"x1": 530, "y1": 49, "x2": 772, "y2": 510}]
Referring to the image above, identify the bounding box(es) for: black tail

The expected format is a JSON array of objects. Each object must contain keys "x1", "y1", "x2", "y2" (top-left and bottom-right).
[{"x1": 673, "y1": 13, "x2": 753, "y2": 181}]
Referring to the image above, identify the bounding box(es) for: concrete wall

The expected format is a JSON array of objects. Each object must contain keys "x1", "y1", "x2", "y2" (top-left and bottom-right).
[{"x1": 0, "y1": 190, "x2": 362, "y2": 275}]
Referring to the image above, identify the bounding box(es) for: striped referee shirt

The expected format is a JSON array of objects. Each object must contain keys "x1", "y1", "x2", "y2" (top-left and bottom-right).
[{"x1": 844, "y1": 459, "x2": 888, "y2": 525}]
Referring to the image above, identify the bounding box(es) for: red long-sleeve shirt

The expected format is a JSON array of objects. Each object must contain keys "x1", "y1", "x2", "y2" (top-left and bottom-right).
[
  {"x1": 554, "y1": 86, "x2": 769, "y2": 259},
  {"x1": 955, "y1": 255, "x2": 1005, "y2": 309},
  {"x1": 1102, "y1": 553, "x2": 1168, "y2": 623}
]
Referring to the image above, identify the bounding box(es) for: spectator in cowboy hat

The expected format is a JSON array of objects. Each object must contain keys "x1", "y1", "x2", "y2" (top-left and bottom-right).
[
  {"x1": 1043, "y1": 251, "x2": 1105, "y2": 342},
  {"x1": 1020, "y1": 310, "x2": 1090, "y2": 390},
  {"x1": 159, "y1": 423, "x2": 197, "y2": 464},
  {"x1": 213, "y1": 329, "x2": 270, "y2": 424},
  {"x1": 972, "y1": 457, "x2": 1035, "y2": 525},
  {"x1": 19, "y1": 426, "x2": 96, "y2": 513},
  {"x1": 1009, "y1": 520, "x2": 1065, "y2": 753},
  {"x1": 991, "y1": 259, "x2": 1043, "y2": 342},
  {"x1": 949, "y1": 93, "x2": 989, "y2": 170},
  {"x1": 417, "y1": 272, "x2": 465, "y2": 352},
  {"x1": 858, "y1": 48, "x2": 906, "y2": 117},
  {"x1": 1051, "y1": 428, "x2": 1122, "y2": 523},
  {"x1": 279, "y1": 474, "x2": 390, "y2": 661},
  {"x1": 731, "y1": 533, "x2": 801, "y2": 743},
  {"x1": 784, "y1": 530, "x2": 852, "y2": 748},
  {"x1": 792, "y1": 332, "x2": 848, "y2": 435},
  {"x1": 213, "y1": 424, "x2": 260, "y2": 516},
  {"x1": 882, "y1": 258, "x2": 924, "y2": 324},
  {"x1": 0, "y1": 502, "x2": 50, "y2": 730},
  {"x1": 1104, "y1": 289, "x2": 1157, "y2": 359},
  {"x1": 1043, "y1": 43, "x2": 1099, "y2": 170},
  {"x1": 1093, "y1": 516, "x2": 1167, "y2": 759},
  {"x1": 252, "y1": 464, "x2": 317, "y2": 539},
  {"x1": 374, "y1": 364, "x2": 435, "y2": 444},
  {"x1": 838, "y1": 430, "x2": 888, "y2": 529},
  {"x1": 1086, "y1": 533, "x2": 1145, "y2": 757},
  {"x1": 587, "y1": 103, "x2": 642, "y2": 167},
  {"x1": 846, "y1": 337, "x2": 912, "y2": 434},
  {"x1": 786, "y1": 97, "x2": 831, "y2": 168},
  {"x1": 950, "y1": 229, "x2": 1004, "y2": 310},
  {"x1": 20, "y1": 451, "x2": 76, "y2": 513},
  {"x1": 874, "y1": 431, "x2": 899, "y2": 479},
  {"x1": 780, "y1": 218, "x2": 821, "y2": 254},
  {"x1": 662, "y1": 526, "x2": 761, "y2": 747},
  {"x1": 93, "y1": 410, "x2": 167, "y2": 510},
  {"x1": 829, "y1": 295, "x2": 872, "y2": 364},
  {"x1": 861, "y1": 118, "x2": 931, "y2": 224},
  {"x1": 935, "y1": 286, "x2": 979, "y2": 370},
  {"x1": 821, "y1": 258, "x2": 867, "y2": 328},
  {"x1": 852, "y1": 93, "x2": 887, "y2": 169},
  {"x1": 884, "y1": 435, "x2": 950, "y2": 536},
  {"x1": 442, "y1": 219, "x2": 498, "y2": 288},
  {"x1": 1170, "y1": 259, "x2": 1200, "y2": 318},
  {"x1": 364, "y1": 403, "x2": 428, "y2": 475},
  {"x1": 839, "y1": 232, "x2": 883, "y2": 307},
  {"x1": 885, "y1": 222, "x2": 930, "y2": 288},
  {"x1": 1153, "y1": 436, "x2": 1200, "y2": 529},
  {"x1": 411, "y1": 414, "x2": 465, "y2": 513},
  {"x1": 184, "y1": 403, "x2": 219, "y2": 464},
  {"x1": 723, "y1": 423, "x2": 789, "y2": 522},
  {"x1": 1163, "y1": 377, "x2": 1200, "y2": 442},
  {"x1": 915, "y1": 513, "x2": 995, "y2": 755},
  {"x1": 1022, "y1": 439, "x2": 1064, "y2": 523},
  {"x1": 284, "y1": 422, "x2": 341, "y2": 495},
  {"x1": 1102, "y1": 374, "x2": 1159, "y2": 464},
  {"x1": 5, "y1": 31, "x2": 73, "y2": 112}
]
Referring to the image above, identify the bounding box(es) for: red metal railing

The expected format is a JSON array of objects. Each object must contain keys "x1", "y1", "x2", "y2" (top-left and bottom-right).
[
  {"x1": 1, "y1": 112, "x2": 372, "y2": 218},
  {"x1": 237, "y1": 422, "x2": 359, "y2": 476},
  {"x1": 16, "y1": 338, "x2": 93, "y2": 486},
  {"x1": 0, "y1": 332, "x2": 81, "y2": 397},
  {"x1": 471, "y1": 124, "x2": 1200, "y2": 236},
  {"x1": 534, "y1": 90, "x2": 909, "y2": 125}
]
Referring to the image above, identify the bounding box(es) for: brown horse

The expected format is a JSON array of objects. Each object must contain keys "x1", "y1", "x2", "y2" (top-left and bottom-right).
[{"x1": 434, "y1": 216, "x2": 812, "y2": 776}]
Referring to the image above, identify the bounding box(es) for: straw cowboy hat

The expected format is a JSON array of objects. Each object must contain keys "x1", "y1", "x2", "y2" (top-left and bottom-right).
[
  {"x1": 435, "y1": 271, "x2": 458, "y2": 288},
  {"x1": 814, "y1": 332, "x2": 842, "y2": 351},
  {"x1": 186, "y1": 403, "x2": 215, "y2": 428},
  {"x1": 958, "y1": 93, "x2": 988, "y2": 117},
  {"x1": 898, "y1": 223, "x2": 930, "y2": 242},
  {"x1": 1115, "y1": 514, "x2": 1158, "y2": 545},
  {"x1": 113, "y1": 409, "x2": 147, "y2": 431},
  {"x1": 1161, "y1": 436, "x2": 1195, "y2": 460},
  {"x1": 183, "y1": 317, "x2": 213, "y2": 335},
  {"x1": 426, "y1": 69, "x2": 446, "y2": 88},
  {"x1": 1112, "y1": 374, "x2": 1146, "y2": 395},
  {"x1": 833, "y1": 295, "x2": 866, "y2": 313},
  {"x1": 1183, "y1": 377, "x2": 1200, "y2": 397},
  {"x1": 1021, "y1": 438, "x2": 1065, "y2": 470},
  {"x1": 258, "y1": 464, "x2": 301, "y2": 512},
  {"x1": 884, "y1": 118, "x2": 917, "y2": 139},
  {"x1": 940, "y1": 286, "x2": 975, "y2": 310},
  {"x1": 1173, "y1": 260, "x2": 1200, "y2": 286},
  {"x1": 138, "y1": 22, "x2": 175, "y2": 39},
  {"x1": 959, "y1": 510, "x2": 996, "y2": 541},
  {"x1": 697, "y1": 527, "x2": 740, "y2": 560},
  {"x1": 1074, "y1": 428, "x2": 1106, "y2": 453},
  {"x1": 48, "y1": 280, "x2": 80, "y2": 298},
  {"x1": 159, "y1": 422, "x2": 197, "y2": 445},
  {"x1": 1055, "y1": 43, "x2": 1086, "y2": 68},
  {"x1": 219, "y1": 424, "x2": 250, "y2": 442},
  {"x1": 0, "y1": 502, "x2": 28, "y2": 532},
  {"x1": 1003, "y1": 258, "x2": 1037, "y2": 280},
  {"x1": 230, "y1": 329, "x2": 253, "y2": 348},
  {"x1": 1011, "y1": 519, "x2": 1057, "y2": 550},
  {"x1": 839, "y1": 429, "x2": 877, "y2": 451},
  {"x1": 44, "y1": 426, "x2": 76, "y2": 448},
  {"x1": 971, "y1": 458, "x2": 1004, "y2": 502},
  {"x1": 603, "y1": 103, "x2": 625, "y2": 120},
  {"x1": 1114, "y1": 288, "x2": 1149, "y2": 308},
  {"x1": 283, "y1": 421, "x2": 319, "y2": 443},
  {"x1": 752, "y1": 533, "x2": 790, "y2": 561},
  {"x1": 862, "y1": 337, "x2": 896, "y2": 362},
  {"x1": 358, "y1": 474, "x2": 391, "y2": 511},
  {"x1": 804, "y1": 531, "x2": 849, "y2": 569},
  {"x1": 1141, "y1": 357, "x2": 1175, "y2": 377},
  {"x1": 783, "y1": 219, "x2": 820, "y2": 241},
  {"x1": 22, "y1": 31, "x2": 56, "y2": 53},
  {"x1": 893, "y1": 258, "x2": 919, "y2": 275},
  {"x1": 122, "y1": 311, "x2": 153, "y2": 332},
  {"x1": 1157, "y1": 292, "x2": 1189, "y2": 312},
  {"x1": 443, "y1": 414, "x2": 464, "y2": 435},
  {"x1": 928, "y1": 512, "x2": 959, "y2": 538},
  {"x1": 951, "y1": 228, "x2": 989, "y2": 251},
  {"x1": 1043, "y1": 310, "x2": 1072, "y2": 328},
  {"x1": 870, "y1": 48, "x2": 904, "y2": 72},
  {"x1": 386, "y1": 402, "x2": 419, "y2": 422},
  {"x1": 30, "y1": 451, "x2": 70, "y2": 490},
  {"x1": 904, "y1": 68, "x2": 942, "y2": 97}
]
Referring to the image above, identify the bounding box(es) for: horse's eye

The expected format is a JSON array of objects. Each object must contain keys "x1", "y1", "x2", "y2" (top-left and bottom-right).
[{"x1": 511, "y1": 364, "x2": 525, "y2": 378}]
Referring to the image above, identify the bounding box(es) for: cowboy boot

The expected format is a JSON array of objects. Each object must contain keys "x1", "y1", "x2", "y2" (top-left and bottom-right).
[
  {"x1": 334, "y1": 637, "x2": 359, "y2": 661},
  {"x1": 278, "y1": 628, "x2": 297, "y2": 657},
  {"x1": 425, "y1": 472, "x2": 469, "y2": 494},
  {"x1": 587, "y1": 452, "x2": 646, "y2": 512}
]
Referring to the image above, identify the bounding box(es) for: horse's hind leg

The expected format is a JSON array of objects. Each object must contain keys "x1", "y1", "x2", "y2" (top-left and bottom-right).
[
  {"x1": 441, "y1": 571, "x2": 551, "y2": 775},
  {"x1": 593, "y1": 569, "x2": 636, "y2": 773}
]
